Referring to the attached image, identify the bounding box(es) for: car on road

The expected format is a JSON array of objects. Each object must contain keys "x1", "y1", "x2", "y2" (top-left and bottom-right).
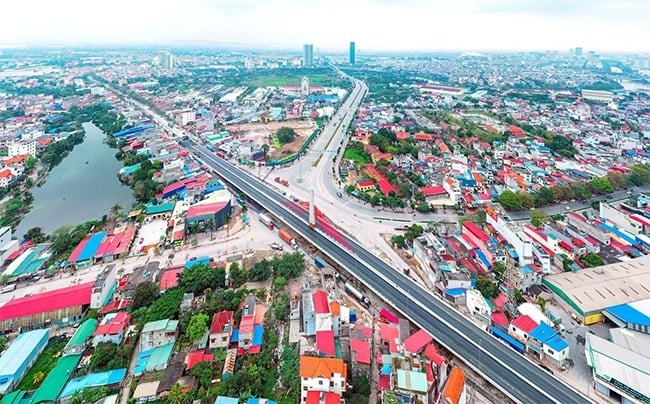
[
  {"x1": 336, "y1": 191, "x2": 342, "y2": 198},
  {"x1": 270, "y1": 242, "x2": 283, "y2": 251}
]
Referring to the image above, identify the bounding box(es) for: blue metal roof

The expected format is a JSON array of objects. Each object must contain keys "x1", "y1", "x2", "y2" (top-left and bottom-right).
[
  {"x1": 545, "y1": 335, "x2": 569, "y2": 352},
  {"x1": 445, "y1": 288, "x2": 466, "y2": 297},
  {"x1": 252, "y1": 325, "x2": 264, "y2": 346},
  {"x1": 77, "y1": 232, "x2": 107, "y2": 262},
  {"x1": 230, "y1": 329, "x2": 239, "y2": 343},
  {"x1": 605, "y1": 304, "x2": 650, "y2": 327},
  {"x1": 529, "y1": 322, "x2": 557, "y2": 343},
  {"x1": 60, "y1": 368, "x2": 127, "y2": 398}
]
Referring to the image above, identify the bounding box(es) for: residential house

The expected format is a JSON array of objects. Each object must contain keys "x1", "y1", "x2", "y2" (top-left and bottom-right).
[
  {"x1": 209, "y1": 310, "x2": 234, "y2": 349},
  {"x1": 299, "y1": 356, "x2": 347, "y2": 404},
  {"x1": 92, "y1": 311, "x2": 131, "y2": 346},
  {"x1": 139, "y1": 319, "x2": 179, "y2": 352}
]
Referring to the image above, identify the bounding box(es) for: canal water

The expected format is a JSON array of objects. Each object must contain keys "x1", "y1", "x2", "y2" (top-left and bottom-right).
[{"x1": 15, "y1": 122, "x2": 135, "y2": 238}]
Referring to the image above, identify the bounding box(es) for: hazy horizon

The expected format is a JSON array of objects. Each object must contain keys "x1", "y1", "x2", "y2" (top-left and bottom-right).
[{"x1": 2, "y1": 0, "x2": 650, "y2": 53}]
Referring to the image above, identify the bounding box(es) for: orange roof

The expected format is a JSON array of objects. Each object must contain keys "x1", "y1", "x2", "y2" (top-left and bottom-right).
[
  {"x1": 3, "y1": 154, "x2": 29, "y2": 165},
  {"x1": 442, "y1": 367, "x2": 466, "y2": 404},
  {"x1": 299, "y1": 356, "x2": 347, "y2": 379},
  {"x1": 0, "y1": 169, "x2": 13, "y2": 179},
  {"x1": 329, "y1": 301, "x2": 341, "y2": 316},
  {"x1": 439, "y1": 143, "x2": 450, "y2": 154}
]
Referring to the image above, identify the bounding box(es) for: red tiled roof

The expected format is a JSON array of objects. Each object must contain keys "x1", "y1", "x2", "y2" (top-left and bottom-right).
[
  {"x1": 0, "y1": 282, "x2": 93, "y2": 320},
  {"x1": 511, "y1": 315, "x2": 538, "y2": 333},
  {"x1": 404, "y1": 329, "x2": 433, "y2": 353},
  {"x1": 186, "y1": 201, "x2": 229, "y2": 218},
  {"x1": 210, "y1": 310, "x2": 233, "y2": 334},
  {"x1": 380, "y1": 323, "x2": 400, "y2": 353},
  {"x1": 94, "y1": 311, "x2": 130, "y2": 336}
]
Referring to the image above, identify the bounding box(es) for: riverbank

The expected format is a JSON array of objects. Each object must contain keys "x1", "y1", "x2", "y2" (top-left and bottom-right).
[{"x1": 15, "y1": 122, "x2": 134, "y2": 237}]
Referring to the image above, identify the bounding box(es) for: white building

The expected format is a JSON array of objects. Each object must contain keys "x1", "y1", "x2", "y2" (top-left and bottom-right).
[
  {"x1": 90, "y1": 264, "x2": 118, "y2": 309},
  {"x1": 465, "y1": 289, "x2": 491, "y2": 327},
  {"x1": 581, "y1": 89, "x2": 614, "y2": 103},
  {"x1": 179, "y1": 110, "x2": 195, "y2": 126},
  {"x1": 486, "y1": 208, "x2": 533, "y2": 267},
  {"x1": 160, "y1": 52, "x2": 174, "y2": 69},
  {"x1": 139, "y1": 319, "x2": 178, "y2": 352},
  {"x1": 7, "y1": 141, "x2": 37, "y2": 157},
  {"x1": 301, "y1": 76, "x2": 310, "y2": 97},
  {"x1": 299, "y1": 356, "x2": 347, "y2": 403}
]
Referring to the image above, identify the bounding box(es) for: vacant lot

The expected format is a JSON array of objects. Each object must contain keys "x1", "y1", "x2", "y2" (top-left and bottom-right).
[
  {"x1": 226, "y1": 120, "x2": 315, "y2": 159},
  {"x1": 17, "y1": 338, "x2": 67, "y2": 390},
  {"x1": 242, "y1": 73, "x2": 337, "y2": 88},
  {"x1": 343, "y1": 148, "x2": 370, "y2": 164}
]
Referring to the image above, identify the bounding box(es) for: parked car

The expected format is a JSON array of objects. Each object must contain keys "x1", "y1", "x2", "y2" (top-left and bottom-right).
[
  {"x1": 270, "y1": 242, "x2": 283, "y2": 251},
  {"x1": 336, "y1": 191, "x2": 343, "y2": 198}
]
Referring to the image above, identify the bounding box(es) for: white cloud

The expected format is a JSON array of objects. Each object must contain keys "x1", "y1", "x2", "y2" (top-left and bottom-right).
[{"x1": 0, "y1": 0, "x2": 648, "y2": 52}]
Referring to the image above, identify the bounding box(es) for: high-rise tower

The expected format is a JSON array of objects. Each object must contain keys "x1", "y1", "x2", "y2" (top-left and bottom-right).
[
  {"x1": 303, "y1": 44, "x2": 314, "y2": 67},
  {"x1": 349, "y1": 42, "x2": 356, "y2": 65}
]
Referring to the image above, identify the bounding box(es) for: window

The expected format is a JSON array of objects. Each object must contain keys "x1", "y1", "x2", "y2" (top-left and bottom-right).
[{"x1": 318, "y1": 380, "x2": 323, "y2": 385}]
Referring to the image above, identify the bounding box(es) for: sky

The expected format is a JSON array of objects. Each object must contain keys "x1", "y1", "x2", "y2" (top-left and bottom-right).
[{"x1": 1, "y1": 0, "x2": 649, "y2": 53}]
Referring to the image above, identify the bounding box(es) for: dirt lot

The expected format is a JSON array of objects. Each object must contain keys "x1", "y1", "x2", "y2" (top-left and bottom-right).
[{"x1": 226, "y1": 120, "x2": 315, "y2": 159}]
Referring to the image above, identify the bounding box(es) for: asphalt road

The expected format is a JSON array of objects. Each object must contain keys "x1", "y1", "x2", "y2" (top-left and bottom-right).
[
  {"x1": 193, "y1": 143, "x2": 590, "y2": 404},
  {"x1": 106, "y1": 78, "x2": 590, "y2": 403}
]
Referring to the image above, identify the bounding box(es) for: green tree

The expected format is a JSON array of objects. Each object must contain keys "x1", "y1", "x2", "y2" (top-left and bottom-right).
[
  {"x1": 353, "y1": 375, "x2": 371, "y2": 396},
  {"x1": 513, "y1": 289, "x2": 526, "y2": 305},
  {"x1": 187, "y1": 313, "x2": 209, "y2": 342},
  {"x1": 493, "y1": 262, "x2": 506, "y2": 284},
  {"x1": 179, "y1": 264, "x2": 226, "y2": 293},
  {"x1": 249, "y1": 259, "x2": 274, "y2": 282},
  {"x1": 391, "y1": 234, "x2": 406, "y2": 248},
  {"x1": 475, "y1": 275, "x2": 499, "y2": 299},
  {"x1": 535, "y1": 187, "x2": 555, "y2": 206},
  {"x1": 580, "y1": 253, "x2": 606, "y2": 268},
  {"x1": 167, "y1": 383, "x2": 188, "y2": 404},
  {"x1": 517, "y1": 190, "x2": 535, "y2": 209},
  {"x1": 588, "y1": 177, "x2": 613, "y2": 195},
  {"x1": 132, "y1": 283, "x2": 159, "y2": 310},
  {"x1": 207, "y1": 218, "x2": 216, "y2": 240},
  {"x1": 629, "y1": 164, "x2": 650, "y2": 185},
  {"x1": 24, "y1": 227, "x2": 47, "y2": 243},
  {"x1": 530, "y1": 209, "x2": 548, "y2": 227},
  {"x1": 498, "y1": 190, "x2": 523, "y2": 210},
  {"x1": 261, "y1": 143, "x2": 270, "y2": 159},
  {"x1": 606, "y1": 172, "x2": 629, "y2": 190},
  {"x1": 276, "y1": 127, "x2": 297, "y2": 144},
  {"x1": 273, "y1": 276, "x2": 288, "y2": 291}
]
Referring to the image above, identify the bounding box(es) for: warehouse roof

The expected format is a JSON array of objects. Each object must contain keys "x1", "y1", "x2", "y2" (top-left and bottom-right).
[
  {"x1": 0, "y1": 282, "x2": 93, "y2": 321},
  {"x1": 586, "y1": 332, "x2": 650, "y2": 402},
  {"x1": 543, "y1": 255, "x2": 650, "y2": 315},
  {"x1": 31, "y1": 354, "x2": 82, "y2": 403},
  {"x1": 0, "y1": 328, "x2": 49, "y2": 383}
]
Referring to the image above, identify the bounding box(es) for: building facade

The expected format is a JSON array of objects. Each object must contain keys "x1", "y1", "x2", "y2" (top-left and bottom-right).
[{"x1": 303, "y1": 44, "x2": 314, "y2": 67}]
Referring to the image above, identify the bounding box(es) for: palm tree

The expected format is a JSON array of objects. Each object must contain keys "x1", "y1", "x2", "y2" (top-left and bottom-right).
[
  {"x1": 167, "y1": 383, "x2": 187, "y2": 404},
  {"x1": 261, "y1": 143, "x2": 270, "y2": 160},
  {"x1": 207, "y1": 218, "x2": 216, "y2": 241},
  {"x1": 225, "y1": 213, "x2": 232, "y2": 236}
]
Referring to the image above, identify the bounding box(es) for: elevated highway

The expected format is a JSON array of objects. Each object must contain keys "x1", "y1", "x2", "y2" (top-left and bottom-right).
[{"x1": 192, "y1": 144, "x2": 591, "y2": 404}]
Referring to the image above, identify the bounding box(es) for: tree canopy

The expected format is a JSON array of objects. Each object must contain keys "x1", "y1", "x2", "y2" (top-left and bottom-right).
[
  {"x1": 498, "y1": 190, "x2": 523, "y2": 210},
  {"x1": 276, "y1": 127, "x2": 297, "y2": 144}
]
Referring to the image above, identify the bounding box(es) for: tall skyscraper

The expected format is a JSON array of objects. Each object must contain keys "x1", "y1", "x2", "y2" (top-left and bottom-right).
[
  {"x1": 160, "y1": 51, "x2": 174, "y2": 69},
  {"x1": 575, "y1": 47, "x2": 583, "y2": 57},
  {"x1": 349, "y1": 42, "x2": 356, "y2": 65},
  {"x1": 303, "y1": 44, "x2": 313, "y2": 67}
]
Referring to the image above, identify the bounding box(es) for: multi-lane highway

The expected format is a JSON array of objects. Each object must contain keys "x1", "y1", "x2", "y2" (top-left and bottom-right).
[
  {"x1": 192, "y1": 143, "x2": 590, "y2": 404},
  {"x1": 105, "y1": 74, "x2": 590, "y2": 403}
]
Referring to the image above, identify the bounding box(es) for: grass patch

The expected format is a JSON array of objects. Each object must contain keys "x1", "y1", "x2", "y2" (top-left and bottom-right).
[
  {"x1": 343, "y1": 148, "x2": 370, "y2": 164},
  {"x1": 17, "y1": 338, "x2": 67, "y2": 391},
  {"x1": 271, "y1": 135, "x2": 283, "y2": 150},
  {"x1": 242, "y1": 73, "x2": 333, "y2": 88}
]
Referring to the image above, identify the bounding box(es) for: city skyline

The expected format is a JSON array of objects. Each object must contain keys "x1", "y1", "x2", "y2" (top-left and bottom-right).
[{"x1": 1, "y1": 0, "x2": 650, "y2": 53}]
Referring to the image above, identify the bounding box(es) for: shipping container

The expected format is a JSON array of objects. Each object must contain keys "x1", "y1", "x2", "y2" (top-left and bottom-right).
[
  {"x1": 278, "y1": 229, "x2": 297, "y2": 249},
  {"x1": 258, "y1": 213, "x2": 274, "y2": 229}
]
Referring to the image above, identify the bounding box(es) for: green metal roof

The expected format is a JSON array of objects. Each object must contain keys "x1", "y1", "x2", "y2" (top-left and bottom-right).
[
  {"x1": 396, "y1": 369, "x2": 428, "y2": 393},
  {"x1": 145, "y1": 202, "x2": 175, "y2": 215},
  {"x1": 145, "y1": 342, "x2": 174, "y2": 371},
  {"x1": 30, "y1": 354, "x2": 82, "y2": 403},
  {"x1": 141, "y1": 319, "x2": 177, "y2": 334},
  {"x1": 1, "y1": 389, "x2": 26, "y2": 404},
  {"x1": 66, "y1": 318, "x2": 98, "y2": 348}
]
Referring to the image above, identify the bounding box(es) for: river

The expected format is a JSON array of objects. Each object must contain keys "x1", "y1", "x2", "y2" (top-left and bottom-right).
[{"x1": 15, "y1": 122, "x2": 135, "y2": 238}]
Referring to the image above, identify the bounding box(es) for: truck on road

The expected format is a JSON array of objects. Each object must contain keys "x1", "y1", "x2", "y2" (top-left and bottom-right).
[
  {"x1": 274, "y1": 177, "x2": 289, "y2": 186},
  {"x1": 259, "y1": 213, "x2": 274, "y2": 229},
  {"x1": 278, "y1": 229, "x2": 298, "y2": 249},
  {"x1": 314, "y1": 256, "x2": 327, "y2": 269}
]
